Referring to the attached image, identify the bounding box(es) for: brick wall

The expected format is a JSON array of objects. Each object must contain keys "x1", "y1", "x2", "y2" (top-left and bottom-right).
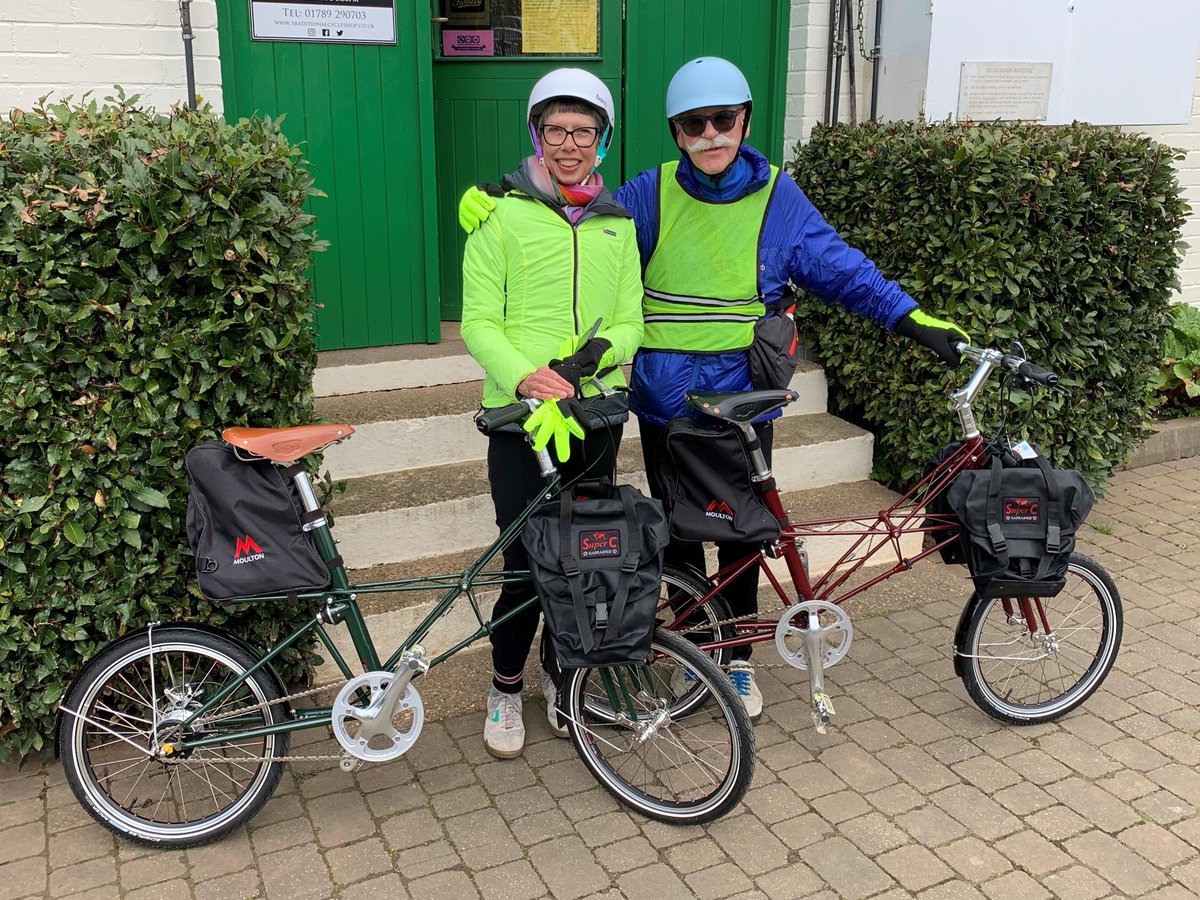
[
  {"x1": 784, "y1": 4, "x2": 1200, "y2": 309},
  {"x1": 1137, "y1": 59, "x2": 1200, "y2": 309},
  {"x1": 0, "y1": 0, "x2": 222, "y2": 116}
]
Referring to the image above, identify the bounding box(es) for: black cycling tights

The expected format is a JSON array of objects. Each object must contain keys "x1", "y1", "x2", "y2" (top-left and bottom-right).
[{"x1": 486, "y1": 425, "x2": 622, "y2": 692}]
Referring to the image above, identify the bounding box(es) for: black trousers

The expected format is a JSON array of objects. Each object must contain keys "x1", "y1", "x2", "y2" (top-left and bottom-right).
[
  {"x1": 638, "y1": 418, "x2": 775, "y2": 661},
  {"x1": 487, "y1": 425, "x2": 623, "y2": 684}
]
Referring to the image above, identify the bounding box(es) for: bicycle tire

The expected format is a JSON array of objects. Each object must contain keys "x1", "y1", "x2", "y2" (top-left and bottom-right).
[
  {"x1": 959, "y1": 553, "x2": 1122, "y2": 725},
  {"x1": 59, "y1": 625, "x2": 289, "y2": 848},
  {"x1": 563, "y1": 628, "x2": 754, "y2": 826}
]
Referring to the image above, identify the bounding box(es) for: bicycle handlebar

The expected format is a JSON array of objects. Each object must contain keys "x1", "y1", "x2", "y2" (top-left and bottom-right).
[
  {"x1": 953, "y1": 342, "x2": 1059, "y2": 388},
  {"x1": 475, "y1": 398, "x2": 539, "y2": 434}
]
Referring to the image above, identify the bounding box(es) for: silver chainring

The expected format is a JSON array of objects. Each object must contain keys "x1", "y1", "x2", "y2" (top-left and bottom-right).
[
  {"x1": 774, "y1": 600, "x2": 853, "y2": 671},
  {"x1": 331, "y1": 671, "x2": 425, "y2": 762}
]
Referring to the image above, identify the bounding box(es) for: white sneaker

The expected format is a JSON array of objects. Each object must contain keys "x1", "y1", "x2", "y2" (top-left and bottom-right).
[
  {"x1": 540, "y1": 670, "x2": 569, "y2": 738},
  {"x1": 728, "y1": 661, "x2": 763, "y2": 720},
  {"x1": 484, "y1": 687, "x2": 525, "y2": 758}
]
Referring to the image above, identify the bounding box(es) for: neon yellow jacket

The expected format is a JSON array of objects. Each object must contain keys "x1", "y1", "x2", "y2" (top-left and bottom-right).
[{"x1": 461, "y1": 160, "x2": 644, "y2": 408}]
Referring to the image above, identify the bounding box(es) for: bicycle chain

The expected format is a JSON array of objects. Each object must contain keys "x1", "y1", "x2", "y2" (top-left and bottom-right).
[
  {"x1": 185, "y1": 612, "x2": 803, "y2": 765},
  {"x1": 185, "y1": 681, "x2": 352, "y2": 763},
  {"x1": 673, "y1": 610, "x2": 798, "y2": 670}
]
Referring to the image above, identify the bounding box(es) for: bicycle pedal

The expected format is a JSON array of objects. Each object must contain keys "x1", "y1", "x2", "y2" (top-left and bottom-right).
[{"x1": 811, "y1": 692, "x2": 835, "y2": 735}]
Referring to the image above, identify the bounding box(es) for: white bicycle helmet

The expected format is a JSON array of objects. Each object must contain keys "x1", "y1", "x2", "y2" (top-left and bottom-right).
[{"x1": 526, "y1": 68, "x2": 615, "y2": 164}]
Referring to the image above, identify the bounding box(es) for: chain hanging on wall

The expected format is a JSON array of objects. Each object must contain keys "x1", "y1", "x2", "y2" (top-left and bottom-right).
[{"x1": 857, "y1": 0, "x2": 880, "y2": 62}]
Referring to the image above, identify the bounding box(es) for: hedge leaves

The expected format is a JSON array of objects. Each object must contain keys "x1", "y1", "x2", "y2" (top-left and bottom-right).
[
  {"x1": 0, "y1": 96, "x2": 324, "y2": 760},
  {"x1": 786, "y1": 122, "x2": 1189, "y2": 489}
]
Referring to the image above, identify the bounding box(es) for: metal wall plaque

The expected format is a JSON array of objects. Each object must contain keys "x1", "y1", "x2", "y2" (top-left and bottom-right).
[
  {"x1": 957, "y1": 61, "x2": 1052, "y2": 121},
  {"x1": 250, "y1": 0, "x2": 397, "y2": 44}
]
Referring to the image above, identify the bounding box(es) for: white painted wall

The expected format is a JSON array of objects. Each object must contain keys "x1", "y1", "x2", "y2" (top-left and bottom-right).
[
  {"x1": 785, "y1": 1, "x2": 1200, "y2": 309},
  {"x1": 0, "y1": 0, "x2": 222, "y2": 117}
]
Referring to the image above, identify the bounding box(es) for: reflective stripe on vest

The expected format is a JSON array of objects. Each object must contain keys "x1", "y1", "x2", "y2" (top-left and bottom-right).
[{"x1": 641, "y1": 161, "x2": 778, "y2": 352}]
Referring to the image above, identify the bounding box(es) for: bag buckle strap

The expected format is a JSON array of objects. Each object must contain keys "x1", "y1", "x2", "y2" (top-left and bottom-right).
[
  {"x1": 595, "y1": 602, "x2": 608, "y2": 626},
  {"x1": 987, "y1": 523, "x2": 1008, "y2": 554},
  {"x1": 620, "y1": 551, "x2": 641, "y2": 574},
  {"x1": 1046, "y1": 524, "x2": 1061, "y2": 553},
  {"x1": 561, "y1": 557, "x2": 580, "y2": 577}
]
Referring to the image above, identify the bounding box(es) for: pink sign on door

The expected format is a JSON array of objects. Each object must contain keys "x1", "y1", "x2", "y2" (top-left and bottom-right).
[{"x1": 442, "y1": 29, "x2": 494, "y2": 56}]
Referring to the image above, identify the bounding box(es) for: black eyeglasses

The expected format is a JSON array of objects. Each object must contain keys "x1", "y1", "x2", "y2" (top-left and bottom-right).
[
  {"x1": 539, "y1": 124, "x2": 601, "y2": 148},
  {"x1": 673, "y1": 108, "x2": 743, "y2": 138}
]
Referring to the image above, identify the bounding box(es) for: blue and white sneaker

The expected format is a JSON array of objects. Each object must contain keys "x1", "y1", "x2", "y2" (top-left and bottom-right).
[{"x1": 728, "y1": 661, "x2": 763, "y2": 719}]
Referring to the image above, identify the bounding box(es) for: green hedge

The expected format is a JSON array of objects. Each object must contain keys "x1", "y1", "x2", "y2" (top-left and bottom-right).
[
  {"x1": 786, "y1": 121, "x2": 1189, "y2": 488},
  {"x1": 0, "y1": 95, "x2": 324, "y2": 760}
]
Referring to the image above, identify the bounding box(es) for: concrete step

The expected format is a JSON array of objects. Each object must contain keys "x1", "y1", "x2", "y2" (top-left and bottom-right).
[
  {"x1": 327, "y1": 412, "x2": 873, "y2": 569},
  {"x1": 314, "y1": 479, "x2": 931, "y2": 684},
  {"x1": 315, "y1": 361, "x2": 829, "y2": 479}
]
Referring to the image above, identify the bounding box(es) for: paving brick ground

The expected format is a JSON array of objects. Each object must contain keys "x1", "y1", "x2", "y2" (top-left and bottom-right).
[{"x1": 3, "y1": 456, "x2": 1199, "y2": 899}]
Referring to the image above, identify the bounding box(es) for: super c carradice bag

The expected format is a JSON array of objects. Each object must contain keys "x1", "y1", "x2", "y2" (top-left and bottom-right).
[
  {"x1": 522, "y1": 480, "x2": 668, "y2": 668},
  {"x1": 944, "y1": 453, "x2": 1094, "y2": 599},
  {"x1": 185, "y1": 440, "x2": 331, "y2": 601},
  {"x1": 656, "y1": 418, "x2": 781, "y2": 544}
]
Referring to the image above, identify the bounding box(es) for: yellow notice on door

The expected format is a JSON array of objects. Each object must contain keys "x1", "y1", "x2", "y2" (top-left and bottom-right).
[{"x1": 522, "y1": 0, "x2": 598, "y2": 54}]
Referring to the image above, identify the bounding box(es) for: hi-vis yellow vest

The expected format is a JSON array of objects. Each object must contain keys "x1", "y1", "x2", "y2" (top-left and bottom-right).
[{"x1": 641, "y1": 161, "x2": 779, "y2": 352}]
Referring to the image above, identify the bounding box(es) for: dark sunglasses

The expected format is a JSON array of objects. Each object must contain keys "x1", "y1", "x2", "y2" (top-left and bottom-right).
[
  {"x1": 539, "y1": 124, "x2": 601, "y2": 148},
  {"x1": 673, "y1": 108, "x2": 743, "y2": 138}
]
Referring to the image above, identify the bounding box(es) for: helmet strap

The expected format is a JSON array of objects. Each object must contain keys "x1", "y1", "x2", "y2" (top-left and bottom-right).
[{"x1": 529, "y1": 120, "x2": 544, "y2": 161}]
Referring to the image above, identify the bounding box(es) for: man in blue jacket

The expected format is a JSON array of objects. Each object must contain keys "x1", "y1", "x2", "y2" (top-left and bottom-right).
[{"x1": 461, "y1": 57, "x2": 966, "y2": 719}]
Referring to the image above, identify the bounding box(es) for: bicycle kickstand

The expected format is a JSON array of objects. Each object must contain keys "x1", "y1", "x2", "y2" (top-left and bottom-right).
[{"x1": 799, "y1": 625, "x2": 836, "y2": 734}]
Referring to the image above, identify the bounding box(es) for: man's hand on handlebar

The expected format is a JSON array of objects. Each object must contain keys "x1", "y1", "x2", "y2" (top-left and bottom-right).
[{"x1": 895, "y1": 308, "x2": 970, "y2": 367}]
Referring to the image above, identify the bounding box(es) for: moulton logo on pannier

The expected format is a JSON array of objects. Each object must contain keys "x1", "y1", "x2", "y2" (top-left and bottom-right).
[
  {"x1": 1002, "y1": 496, "x2": 1041, "y2": 523},
  {"x1": 232, "y1": 534, "x2": 266, "y2": 565},
  {"x1": 579, "y1": 529, "x2": 621, "y2": 559},
  {"x1": 705, "y1": 499, "x2": 735, "y2": 522}
]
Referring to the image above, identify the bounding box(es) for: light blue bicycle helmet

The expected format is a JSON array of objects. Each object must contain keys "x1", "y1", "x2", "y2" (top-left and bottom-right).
[{"x1": 665, "y1": 56, "x2": 753, "y2": 120}]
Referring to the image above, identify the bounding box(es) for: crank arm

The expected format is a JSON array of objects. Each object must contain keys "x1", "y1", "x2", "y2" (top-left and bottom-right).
[{"x1": 355, "y1": 651, "x2": 428, "y2": 743}]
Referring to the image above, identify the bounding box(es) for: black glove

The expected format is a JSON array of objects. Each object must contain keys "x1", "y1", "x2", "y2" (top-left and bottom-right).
[
  {"x1": 549, "y1": 338, "x2": 611, "y2": 392},
  {"x1": 893, "y1": 310, "x2": 969, "y2": 367}
]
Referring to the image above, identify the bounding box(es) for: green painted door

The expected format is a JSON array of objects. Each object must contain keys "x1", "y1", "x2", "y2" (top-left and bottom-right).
[
  {"x1": 623, "y1": 0, "x2": 792, "y2": 182},
  {"x1": 431, "y1": 1, "x2": 623, "y2": 320},
  {"x1": 215, "y1": 0, "x2": 440, "y2": 349}
]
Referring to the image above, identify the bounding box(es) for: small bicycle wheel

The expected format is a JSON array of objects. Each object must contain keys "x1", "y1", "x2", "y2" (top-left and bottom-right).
[
  {"x1": 563, "y1": 628, "x2": 754, "y2": 826},
  {"x1": 657, "y1": 565, "x2": 735, "y2": 667},
  {"x1": 59, "y1": 625, "x2": 289, "y2": 847},
  {"x1": 959, "y1": 553, "x2": 1122, "y2": 725}
]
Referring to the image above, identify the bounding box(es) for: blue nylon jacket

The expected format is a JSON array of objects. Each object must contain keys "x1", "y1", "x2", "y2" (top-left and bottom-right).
[{"x1": 614, "y1": 144, "x2": 918, "y2": 425}]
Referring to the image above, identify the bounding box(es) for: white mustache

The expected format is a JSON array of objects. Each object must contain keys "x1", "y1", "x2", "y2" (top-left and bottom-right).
[{"x1": 684, "y1": 133, "x2": 738, "y2": 152}]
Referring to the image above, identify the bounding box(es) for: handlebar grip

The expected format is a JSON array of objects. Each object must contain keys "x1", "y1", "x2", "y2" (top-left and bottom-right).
[
  {"x1": 475, "y1": 400, "x2": 533, "y2": 434},
  {"x1": 1016, "y1": 360, "x2": 1059, "y2": 387}
]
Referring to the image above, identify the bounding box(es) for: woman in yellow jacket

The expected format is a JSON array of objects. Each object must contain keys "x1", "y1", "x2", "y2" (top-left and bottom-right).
[{"x1": 460, "y1": 68, "x2": 644, "y2": 759}]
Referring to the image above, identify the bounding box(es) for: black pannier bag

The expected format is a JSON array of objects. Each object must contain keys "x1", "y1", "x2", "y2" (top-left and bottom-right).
[
  {"x1": 945, "y1": 454, "x2": 1094, "y2": 599},
  {"x1": 656, "y1": 418, "x2": 781, "y2": 544},
  {"x1": 185, "y1": 440, "x2": 331, "y2": 601},
  {"x1": 522, "y1": 481, "x2": 669, "y2": 668}
]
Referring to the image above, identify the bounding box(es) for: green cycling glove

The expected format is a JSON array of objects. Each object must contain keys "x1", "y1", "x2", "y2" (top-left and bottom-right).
[
  {"x1": 522, "y1": 400, "x2": 586, "y2": 462},
  {"x1": 458, "y1": 184, "x2": 499, "y2": 234}
]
